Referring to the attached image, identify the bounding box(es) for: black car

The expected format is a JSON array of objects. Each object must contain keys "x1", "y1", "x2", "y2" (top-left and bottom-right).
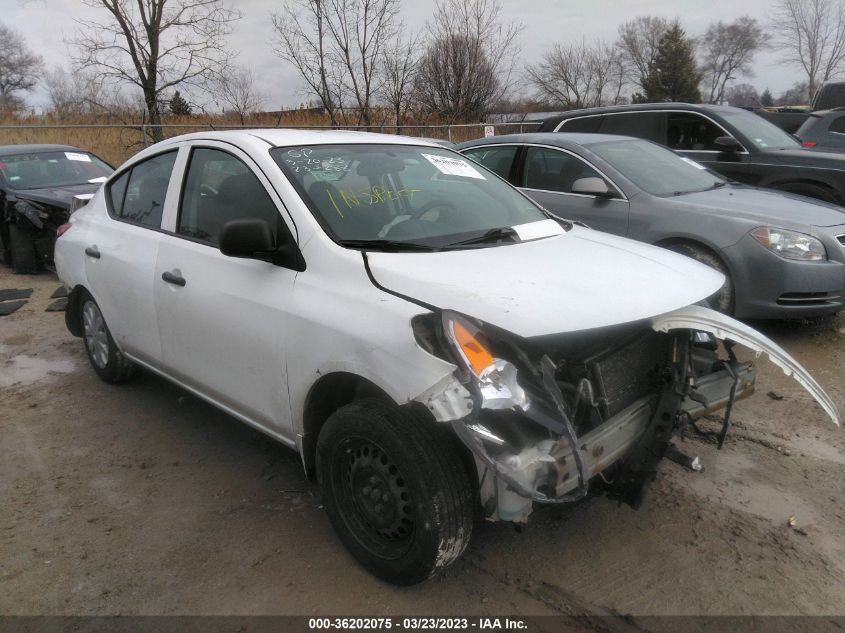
[
  {"x1": 0, "y1": 144, "x2": 113, "y2": 273},
  {"x1": 538, "y1": 103, "x2": 845, "y2": 206}
]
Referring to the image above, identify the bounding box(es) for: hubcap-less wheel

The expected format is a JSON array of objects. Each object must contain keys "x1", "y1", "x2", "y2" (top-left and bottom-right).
[
  {"x1": 337, "y1": 437, "x2": 415, "y2": 559},
  {"x1": 82, "y1": 300, "x2": 109, "y2": 369}
]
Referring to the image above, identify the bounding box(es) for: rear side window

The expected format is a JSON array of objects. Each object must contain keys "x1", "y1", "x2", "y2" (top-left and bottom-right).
[
  {"x1": 178, "y1": 148, "x2": 280, "y2": 245},
  {"x1": 600, "y1": 112, "x2": 665, "y2": 143},
  {"x1": 829, "y1": 116, "x2": 845, "y2": 133},
  {"x1": 558, "y1": 116, "x2": 604, "y2": 133},
  {"x1": 462, "y1": 146, "x2": 518, "y2": 181},
  {"x1": 108, "y1": 151, "x2": 177, "y2": 229},
  {"x1": 521, "y1": 147, "x2": 604, "y2": 192}
]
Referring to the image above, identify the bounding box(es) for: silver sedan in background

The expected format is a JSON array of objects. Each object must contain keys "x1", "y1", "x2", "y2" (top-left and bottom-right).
[{"x1": 458, "y1": 134, "x2": 845, "y2": 318}]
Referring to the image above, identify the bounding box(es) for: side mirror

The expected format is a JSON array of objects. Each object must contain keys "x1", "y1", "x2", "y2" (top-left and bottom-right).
[
  {"x1": 219, "y1": 219, "x2": 276, "y2": 258},
  {"x1": 571, "y1": 177, "x2": 614, "y2": 198},
  {"x1": 714, "y1": 136, "x2": 743, "y2": 152},
  {"x1": 219, "y1": 218, "x2": 306, "y2": 271}
]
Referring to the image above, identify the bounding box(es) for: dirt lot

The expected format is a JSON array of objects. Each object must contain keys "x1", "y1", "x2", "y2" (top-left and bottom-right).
[{"x1": 1, "y1": 267, "x2": 844, "y2": 621}]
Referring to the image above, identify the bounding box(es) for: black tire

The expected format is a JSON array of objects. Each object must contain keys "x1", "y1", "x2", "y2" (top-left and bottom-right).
[
  {"x1": 316, "y1": 399, "x2": 473, "y2": 585},
  {"x1": 774, "y1": 182, "x2": 840, "y2": 205},
  {"x1": 79, "y1": 291, "x2": 135, "y2": 383},
  {"x1": 9, "y1": 223, "x2": 38, "y2": 274},
  {"x1": 666, "y1": 242, "x2": 734, "y2": 314}
]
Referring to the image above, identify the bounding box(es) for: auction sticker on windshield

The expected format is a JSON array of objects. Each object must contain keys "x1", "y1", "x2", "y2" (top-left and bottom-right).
[
  {"x1": 65, "y1": 152, "x2": 92, "y2": 162},
  {"x1": 423, "y1": 153, "x2": 486, "y2": 179}
]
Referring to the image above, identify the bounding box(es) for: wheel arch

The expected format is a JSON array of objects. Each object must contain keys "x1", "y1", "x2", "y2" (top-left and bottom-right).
[
  {"x1": 653, "y1": 236, "x2": 735, "y2": 277},
  {"x1": 299, "y1": 372, "x2": 394, "y2": 477},
  {"x1": 765, "y1": 178, "x2": 842, "y2": 204},
  {"x1": 65, "y1": 284, "x2": 88, "y2": 337}
]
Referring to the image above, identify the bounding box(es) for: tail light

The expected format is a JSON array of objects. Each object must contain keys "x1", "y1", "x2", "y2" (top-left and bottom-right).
[
  {"x1": 802, "y1": 141, "x2": 817, "y2": 148},
  {"x1": 56, "y1": 223, "x2": 72, "y2": 238}
]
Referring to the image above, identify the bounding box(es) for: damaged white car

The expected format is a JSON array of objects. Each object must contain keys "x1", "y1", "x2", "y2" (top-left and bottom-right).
[{"x1": 53, "y1": 131, "x2": 841, "y2": 585}]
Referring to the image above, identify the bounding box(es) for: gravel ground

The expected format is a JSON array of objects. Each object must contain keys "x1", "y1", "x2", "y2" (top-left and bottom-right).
[{"x1": 1, "y1": 267, "x2": 843, "y2": 621}]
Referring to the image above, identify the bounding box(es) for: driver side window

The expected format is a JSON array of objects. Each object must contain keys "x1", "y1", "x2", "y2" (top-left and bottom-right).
[
  {"x1": 178, "y1": 148, "x2": 280, "y2": 245},
  {"x1": 667, "y1": 113, "x2": 728, "y2": 151}
]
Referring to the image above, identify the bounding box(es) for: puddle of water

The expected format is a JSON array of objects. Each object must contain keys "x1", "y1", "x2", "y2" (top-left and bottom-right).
[{"x1": 0, "y1": 355, "x2": 77, "y2": 388}]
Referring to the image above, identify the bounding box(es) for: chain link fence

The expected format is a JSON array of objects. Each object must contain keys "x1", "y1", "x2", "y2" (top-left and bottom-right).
[{"x1": 0, "y1": 121, "x2": 542, "y2": 166}]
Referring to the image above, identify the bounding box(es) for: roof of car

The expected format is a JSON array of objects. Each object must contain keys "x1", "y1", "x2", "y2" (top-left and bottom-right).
[
  {"x1": 159, "y1": 129, "x2": 444, "y2": 149},
  {"x1": 455, "y1": 132, "x2": 638, "y2": 149},
  {"x1": 0, "y1": 144, "x2": 84, "y2": 155},
  {"x1": 541, "y1": 102, "x2": 743, "y2": 125}
]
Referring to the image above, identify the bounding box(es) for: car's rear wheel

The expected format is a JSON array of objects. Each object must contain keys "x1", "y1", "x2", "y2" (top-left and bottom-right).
[
  {"x1": 9, "y1": 223, "x2": 38, "y2": 274},
  {"x1": 666, "y1": 242, "x2": 734, "y2": 314},
  {"x1": 316, "y1": 399, "x2": 473, "y2": 585},
  {"x1": 80, "y1": 292, "x2": 135, "y2": 383}
]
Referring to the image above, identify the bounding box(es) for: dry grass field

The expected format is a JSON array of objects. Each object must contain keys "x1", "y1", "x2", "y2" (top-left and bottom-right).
[{"x1": 0, "y1": 112, "x2": 528, "y2": 166}]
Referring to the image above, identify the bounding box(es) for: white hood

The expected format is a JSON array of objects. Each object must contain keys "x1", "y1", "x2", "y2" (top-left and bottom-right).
[{"x1": 367, "y1": 226, "x2": 724, "y2": 338}]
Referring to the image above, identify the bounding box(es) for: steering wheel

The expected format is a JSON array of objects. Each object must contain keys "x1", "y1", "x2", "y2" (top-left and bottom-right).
[
  {"x1": 409, "y1": 198, "x2": 458, "y2": 221},
  {"x1": 199, "y1": 183, "x2": 218, "y2": 197}
]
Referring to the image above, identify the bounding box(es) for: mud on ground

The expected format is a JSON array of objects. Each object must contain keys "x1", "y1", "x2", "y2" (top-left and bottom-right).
[{"x1": 1, "y1": 268, "x2": 843, "y2": 620}]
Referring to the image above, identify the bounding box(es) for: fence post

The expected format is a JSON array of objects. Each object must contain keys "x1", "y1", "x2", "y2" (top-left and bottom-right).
[
  {"x1": 141, "y1": 124, "x2": 148, "y2": 148},
  {"x1": 447, "y1": 126, "x2": 452, "y2": 143}
]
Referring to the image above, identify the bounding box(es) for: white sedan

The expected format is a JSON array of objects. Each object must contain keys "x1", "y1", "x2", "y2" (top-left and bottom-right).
[{"x1": 54, "y1": 131, "x2": 840, "y2": 585}]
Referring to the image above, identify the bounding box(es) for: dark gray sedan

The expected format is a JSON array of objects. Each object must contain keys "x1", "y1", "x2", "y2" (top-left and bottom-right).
[{"x1": 457, "y1": 133, "x2": 845, "y2": 318}]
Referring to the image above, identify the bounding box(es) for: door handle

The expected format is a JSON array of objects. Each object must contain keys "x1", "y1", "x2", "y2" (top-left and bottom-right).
[
  {"x1": 85, "y1": 246, "x2": 100, "y2": 259},
  {"x1": 161, "y1": 271, "x2": 186, "y2": 287}
]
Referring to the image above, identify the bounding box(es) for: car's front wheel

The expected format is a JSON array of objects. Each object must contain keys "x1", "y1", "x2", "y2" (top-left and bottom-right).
[
  {"x1": 666, "y1": 243, "x2": 734, "y2": 314},
  {"x1": 80, "y1": 292, "x2": 135, "y2": 383},
  {"x1": 316, "y1": 399, "x2": 474, "y2": 585}
]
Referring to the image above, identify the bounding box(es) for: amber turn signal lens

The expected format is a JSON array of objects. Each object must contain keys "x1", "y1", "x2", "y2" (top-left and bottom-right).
[{"x1": 450, "y1": 318, "x2": 494, "y2": 375}]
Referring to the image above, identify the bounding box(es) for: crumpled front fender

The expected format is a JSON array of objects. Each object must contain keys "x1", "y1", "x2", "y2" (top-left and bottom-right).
[
  {"x1": 652, "y1": 305, "x2": 841, "y2": 427},
  {"x1": 12, "y1": 199, "x2": 44, "y2": 229}
]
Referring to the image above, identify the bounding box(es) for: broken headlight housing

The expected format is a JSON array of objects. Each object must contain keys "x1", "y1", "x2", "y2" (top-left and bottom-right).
[{"x1": 442, "y1": 311, "x2": 528, "y2": 411}]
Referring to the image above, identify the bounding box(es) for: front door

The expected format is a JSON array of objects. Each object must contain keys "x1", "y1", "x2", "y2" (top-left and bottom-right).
[
  {"x1": 517, "y1": 146, "x2": 630, "y2": 235},
  {"x1": 153, "y1": 144, "x2": 298, "y2": 438}
]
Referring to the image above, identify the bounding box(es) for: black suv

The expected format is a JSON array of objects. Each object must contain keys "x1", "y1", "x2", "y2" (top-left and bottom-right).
[{"x1": 538, "y1": 103, "x2": 845, "y2": 205}]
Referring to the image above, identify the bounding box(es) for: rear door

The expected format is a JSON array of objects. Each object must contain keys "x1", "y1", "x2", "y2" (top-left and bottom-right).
[
  {"x1": 516, "y1": 145, "x2": 630, "y2": 235},
  {"x1": 461, "y1": 145, "x2": 520, "y2": 182},
  {"x1": 83, "y1": 150, "x2": 180, "y2": 365},
  {"x1": 153, "y1": 142, "x2": 298, "y2": 438}
]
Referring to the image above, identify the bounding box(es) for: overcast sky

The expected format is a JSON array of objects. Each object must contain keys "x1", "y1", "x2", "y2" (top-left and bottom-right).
[{"x1": 4, "y1": 0, "x2": 794, "y2": 112}]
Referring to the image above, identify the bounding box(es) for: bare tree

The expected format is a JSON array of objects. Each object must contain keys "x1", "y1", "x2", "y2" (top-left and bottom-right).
[
  {"x1": 771, "y1": 0, "x2": 845, "y2": 100},
  {"x1": 44, "y1": 68, "x2": 84, "y2": 118},
  {"x1": 413, "y1": 0, "x2": 522, "y2": 122},
  {"x1": 272, "y1": 0, "x2": 402, "y2": 127},
  {"x1": 777, "y1": 80, "x2": 811, "y2": 105},
  {"x1": 616, "y1": 16, "x2": 672, "y2": 92},
  {"x1": 0, "y1": 21, "x2": 43, "y2": 115},
  {"x1": 527, "y1": 40, "x2": 627, "y2": 109},
  {"x1": 272, "y1": 0, "x2": 340, "y2": 125},
  {"x1": 699, "y1": 17, "x2": 770, "y2": 103},
  {"x1": 215, "y1": 66, "x2": 265, "y2": 123},
  {"x1": 380, "y1": 35, "x2": 419, "y2": 130},
  {"x1": 725, "y1": 82, "x2": 761, "y2": 107},
  {"x1": 70, "y1": 0, "x2": 240, "y2": 142}
]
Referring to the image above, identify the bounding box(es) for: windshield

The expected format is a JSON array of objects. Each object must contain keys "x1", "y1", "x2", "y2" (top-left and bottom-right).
[
  {"x1": 720, "y1": 110, "x2": 800, "y2": 150},
  {"x1": 585, "y1": 139, "x2": 726, "y2": 196},
  {"x1": 271, "y1": 144, "x2": 549, "y2": 248},
  {"x1": 0, "y1": 150, "x2": 112, "y2": 190}
]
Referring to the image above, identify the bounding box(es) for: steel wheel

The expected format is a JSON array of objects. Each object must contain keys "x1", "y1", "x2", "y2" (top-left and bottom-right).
[
  {"x1": 82, "y1": 300, "x2": 109, "y2": 369},
  {"x1": 335, "y1": 436, "x2": 416, "y2": 560}
]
